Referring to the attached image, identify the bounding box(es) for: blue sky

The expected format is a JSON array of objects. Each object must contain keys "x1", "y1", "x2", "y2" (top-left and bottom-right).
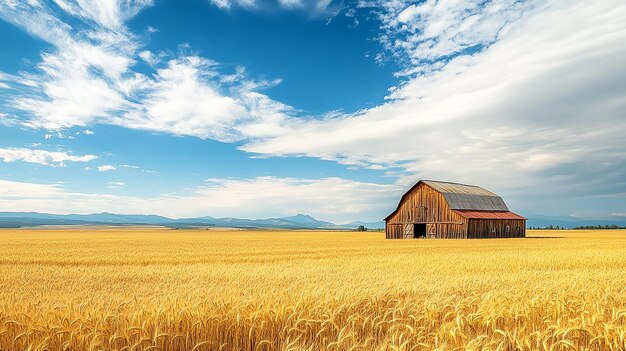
[{"x1": 0, "y1": 0, "x2": 625, "y2": 223}]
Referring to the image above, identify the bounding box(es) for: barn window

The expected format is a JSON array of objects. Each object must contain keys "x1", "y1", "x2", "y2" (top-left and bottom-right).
[{"x1": 506, "y1": 225, "x2": 510, "y2": 233}]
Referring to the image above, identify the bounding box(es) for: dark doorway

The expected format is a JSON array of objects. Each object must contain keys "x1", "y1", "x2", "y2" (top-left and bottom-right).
[{"x1": 413, "y1": 224, "x2": 426, "y2": 238}]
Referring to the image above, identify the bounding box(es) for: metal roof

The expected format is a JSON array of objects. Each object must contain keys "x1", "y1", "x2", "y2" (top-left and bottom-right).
[
  {"x1": 422, "y1": 180, "x2": 509, "y2": 211},
  {"x1": 453, "y1": 210, "x2": 526, "y2": 220},
  {"x1": 384, "y1": 180, "x2": 511, "y2": 221}
]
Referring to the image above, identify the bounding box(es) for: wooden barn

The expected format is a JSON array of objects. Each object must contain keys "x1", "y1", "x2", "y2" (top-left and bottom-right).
[{"x1": 385, "y1": 180, "x2": 525, "y2": 239}]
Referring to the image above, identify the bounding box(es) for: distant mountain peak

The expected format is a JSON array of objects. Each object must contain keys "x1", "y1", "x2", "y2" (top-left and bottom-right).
[{"x1": 283, "y1": 214, "x2": 317, "y2": 221}]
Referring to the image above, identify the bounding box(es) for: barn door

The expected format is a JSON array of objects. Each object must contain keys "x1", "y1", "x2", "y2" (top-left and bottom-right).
[
  {"x1": 403, "y1": 224, "x2": 413, "y2": 239},
  {"x1": 426, "y1": 224, "x2": 437, "y2": 238},
  {"x1": 413, "y1": 224, "x2": 426, "y2": 238}
]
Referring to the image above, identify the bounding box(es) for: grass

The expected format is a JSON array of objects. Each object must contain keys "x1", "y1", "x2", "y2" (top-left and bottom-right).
[{"x1": 0, "y1": 228, "x2": 624, "y2": 350}]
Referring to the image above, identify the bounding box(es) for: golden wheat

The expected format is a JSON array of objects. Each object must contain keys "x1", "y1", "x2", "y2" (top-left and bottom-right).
[{"x1": 0, "y1": 228, "x2": 624, "y2": 350}]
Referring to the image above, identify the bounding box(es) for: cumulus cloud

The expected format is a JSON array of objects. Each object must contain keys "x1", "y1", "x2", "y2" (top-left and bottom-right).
[
  {"x1": 115, "y1": 56, "x2": 249, "y2": 141},
  {"x1": 0, "y1": 0, "x2": 289, "y2": 142},
  {"x1": 0, "y1": 177, "x2": 399, "y2": 223},
  {"x1": 0, "y1": 148, "x2": 97, "y2": 167}
]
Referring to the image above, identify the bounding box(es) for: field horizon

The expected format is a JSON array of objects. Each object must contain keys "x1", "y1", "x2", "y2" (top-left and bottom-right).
[{"x1": 1, "y1": 228, "x2": 624, "y2": 350}]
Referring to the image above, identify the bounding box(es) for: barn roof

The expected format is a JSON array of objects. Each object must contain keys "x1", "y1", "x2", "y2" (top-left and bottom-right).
[
  {"x1": 453, "y1": 210, "x2": 526, "y2": 220},
  {"x1": 422, "y1": 180, "x2": 509, "y2": 211},
  {"x1": 384, "y1": 180, "x2": 512, "y2": 221}
]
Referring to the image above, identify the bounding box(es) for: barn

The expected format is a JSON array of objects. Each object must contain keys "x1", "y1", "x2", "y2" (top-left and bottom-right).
[{"x1": 385, "y1": 180, "x2": 526, "y2": 239}]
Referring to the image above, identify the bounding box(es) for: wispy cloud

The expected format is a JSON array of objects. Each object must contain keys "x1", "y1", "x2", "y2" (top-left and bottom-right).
[
  {"x1": 0, "y1": 148, "x2": 97, "y2": 167},
  {"x1": 0, "y1": 0, "x2": 624, "y2": 219},
  {"x1": 0, "y1": 179, "x2": 65, "y2": 198},
  {"x1": 209, "y1": 0, "x2": 256, "y2": 10},
  {"x1": 50, "y1": 0, "x2": 154, "y2": 30},
  {"x1": 0, "y1": 1, "x2": 141, "y2": 129},
  {"x1": 97, "y1": 165, "x2": 116, "y2": 172},
  {"x1": 0, "y1": 177, "x2": 399, "y2": 223},
  {"x1": 106, "y1": 181, "x2": 126, "y2": 189},
  {"x1": 368, "y1": 0, "x2": 532, "y2": 75},
  {"x1": 0, "y1": 0, "x2": 291, "y2": 142},
  {"x1": 208, "y1": 0, "x2": 342, "y2": 18},
  {"x1": 240, "y1": 0, "x2": 626, "y2": 213}
]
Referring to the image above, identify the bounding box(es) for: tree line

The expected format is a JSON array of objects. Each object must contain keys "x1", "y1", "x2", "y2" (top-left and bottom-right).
[{"x1": 528, "y1": 225, "x2": 626, "y2": 230}]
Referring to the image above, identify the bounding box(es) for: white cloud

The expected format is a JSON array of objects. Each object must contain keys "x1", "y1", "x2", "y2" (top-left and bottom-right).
[
  {"x1": 209, "y1": 0, "x2": 341, "y2": 17},
  {"x1": 0, "y1": 1, "x2": 144, "y2": 130},
  {"x1": 209, "y1": 0, "x2": 256, "y2": 10},
  {"x1": 278, "y1": 0, "x2": 303, "y2": 9},
  {"x1": 138, "y1": 50, "x2": 158, "y2": 66},
  {"x1": 0, "y1": 177, "x2": 399, "y2": 223},
  {"x1": 84, "y1": 129, "x2": 94, "y2": 135},
  {"x1": 50, "y1": 0, "x2": 154, "y2": 30},
  {"x1": 241, "y1": 0, "x2": 626, "y2": 215},
  {"x1": 0, "y1": 179, "x2": 65, "y2": 199},
  {"x1": 1, "y1": 0, "x2": 625, "y2": 219},
  {"x1": 97, "y1": 165, "x2": 116, "y2": 171},
  {"x1": 0, "y1": 148, "x2": 97, "y2": 167},
  {"x1": 376, "y1": 0, "x2": 530, "y2": 74},
  {"x1": 0, "y1": 0, "x2": 292, "y2": 143},
  {"x1": 189, "y1": 177, "x2": 397, "y2": 221},
  {"x1": 107, "y1": 181, "x2": 126, "y2": 189},
  {"x1": 115, "y1": 56, "x2": 250, "y2": 141}
]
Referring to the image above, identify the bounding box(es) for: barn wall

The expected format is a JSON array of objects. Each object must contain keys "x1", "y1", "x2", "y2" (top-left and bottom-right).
[
  {"x1": 385, "y1": 183, "x2": 467, "y2": 239},
  {"x1": 467, "y1": 219, "x2": 526, "y2": 238},
  {"x1": 385, "y1": 224, "x2": 403, "y2": 239}
]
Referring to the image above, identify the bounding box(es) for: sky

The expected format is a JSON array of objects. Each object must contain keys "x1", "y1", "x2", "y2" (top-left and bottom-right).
[{"x1": 0, "y1": 0, "x2": 625, "y2": 223}]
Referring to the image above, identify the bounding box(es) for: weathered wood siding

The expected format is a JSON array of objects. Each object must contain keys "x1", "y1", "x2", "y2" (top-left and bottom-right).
[
  {"x1": 385, "y1": 183, "x2": 467, "y2": 239},
  {"x1": 467, "y1": 219, "x2": 526, "y2": 238}
]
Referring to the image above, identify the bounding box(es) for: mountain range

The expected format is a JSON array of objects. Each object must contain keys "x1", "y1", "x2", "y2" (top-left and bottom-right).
[
  {"x1": 0, "y1": 212, "x2": 385, "y2": 229},
  {"x1": 0, "y1": 212, "x2": 624, "y2": 229}
]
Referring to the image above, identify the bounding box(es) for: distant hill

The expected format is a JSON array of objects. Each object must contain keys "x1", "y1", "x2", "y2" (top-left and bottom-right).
[
  {"x1": 0, "y1": 212, "x2": 360, "y2": 229},
  {"x1": 3, "y1": 212, "x2": 622, "y2": 230}
]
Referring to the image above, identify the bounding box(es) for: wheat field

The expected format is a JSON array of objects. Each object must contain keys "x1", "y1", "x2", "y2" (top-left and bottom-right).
[{"x1": 0, "y1": 228, "x2": 624, "y2": 351}]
